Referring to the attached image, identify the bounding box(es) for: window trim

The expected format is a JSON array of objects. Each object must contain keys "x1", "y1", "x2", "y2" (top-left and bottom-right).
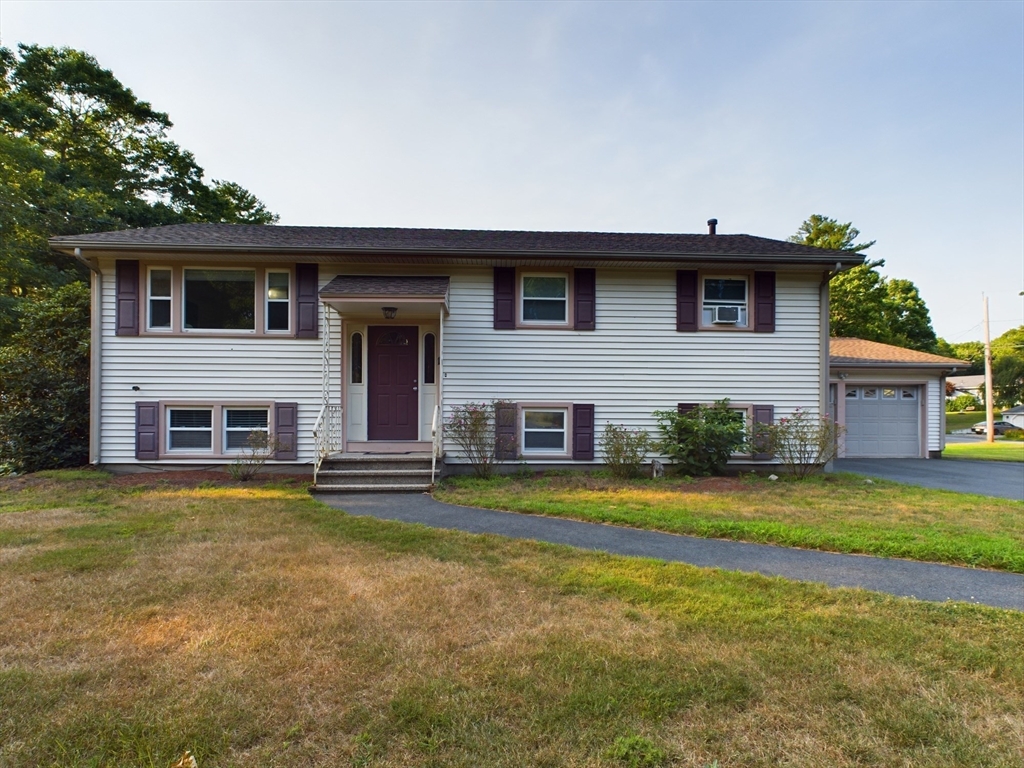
[
  {"x1": 158, "y1": 400, "x2": 276, "y2": 458},
  {"x1": 517, "y1": 270, "x2": 574, "y2": 329},
  {"x1": 223, "y1": 407, "x2": 270, "y2": 452},
  {"x1": 518, "y1": 402, "x2": 573, "y2": 458},
  {"x1": 182, "y1": 266, "x2": 258, "y2": 334},
  {"x1": 166, "y1": 407, "x2": 214, "y2": 453},
  {"x1": 699, "y1": 272, "x2": 752, "y2": 331}
]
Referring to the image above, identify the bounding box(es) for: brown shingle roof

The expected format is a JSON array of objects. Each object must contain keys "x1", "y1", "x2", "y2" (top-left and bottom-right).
[
  {"x1": 319, "y1": 275, "x2": 450, "y2": 298},
  {"x1": 830, "y1": 338, "x2": 966, "y2": 367},
  {"x1": 49, "y1": 223, "x2": 858, "y2": 265}
]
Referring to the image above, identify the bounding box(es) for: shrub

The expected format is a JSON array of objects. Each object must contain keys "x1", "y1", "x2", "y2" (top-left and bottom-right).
[
  {"x1": 445, "y1": 401, "x2": 516, "y2": 479},
  {"x1": 763, "y1": 407, "x2": 845, "y2": 479},
  {"x1": 0, "y1": 283, "x2": 90, "y2": 473},
  {"x1": 653, "y1": 400, "x2": 746, "y2": 476},
  {"x1": 947, "y1": 394, "x2": 981, "y2": 412},
  {"x1": 600, "y1": 423, "x2": 652, "y2": 478},
  {"x1": 1003, "y1": 428, "x2": 1024, "y2": 441},
  {"x1": 226, "y1": 430, "x2": 281, "y2": 481}
]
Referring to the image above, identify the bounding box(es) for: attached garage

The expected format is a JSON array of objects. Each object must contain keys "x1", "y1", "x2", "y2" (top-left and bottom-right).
[{"x1": 830, "y1": 339, "x2": 966, "y2": 459}]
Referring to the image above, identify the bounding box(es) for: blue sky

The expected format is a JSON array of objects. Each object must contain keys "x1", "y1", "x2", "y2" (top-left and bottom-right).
[{"x1": 2, "y1": 0, "x2": 1022, "y2": 340}]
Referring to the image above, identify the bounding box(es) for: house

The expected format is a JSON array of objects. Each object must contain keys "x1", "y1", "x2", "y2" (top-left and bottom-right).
[
  {"x1": 1002, "y1": 405, "x2": 1024, "y2": 429},
  {"x1": 829, "y1": 338, "x2": 966, "y2": 458},
  {"x1": 946, "y1": 374, "x2": 986, "y2": 405},
  {"x1": 51, "y1": 221, "x2": 865, "y2": 490}
]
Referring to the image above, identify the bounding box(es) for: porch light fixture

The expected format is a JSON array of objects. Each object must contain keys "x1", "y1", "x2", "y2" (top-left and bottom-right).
[{"x1": 382, "y1": 306, "x2": 398, "y2": 319}]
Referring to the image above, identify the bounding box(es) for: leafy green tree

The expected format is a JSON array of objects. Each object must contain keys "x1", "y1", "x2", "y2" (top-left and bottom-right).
[
  {"x1": 992, "y1": 325, "x2": 1024, "y2": 357},
  {"x1": 935, "y1": 339, "x2": 984, "y2": 373},
  {"x1": 0, "y1": 282, "x2": 90, "y2": 472},
  {"x1": 991, "y1": 354, "x2": 1024, "y2": 408},
  {"x1": 791, "y1": 215, "x2": 937, "y2": 352},
  {"x1": 0, "y1": 43, "x2": 277, "y2": 340}
]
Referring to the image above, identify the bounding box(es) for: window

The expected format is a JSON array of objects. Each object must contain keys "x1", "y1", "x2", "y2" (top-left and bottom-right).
[
  {"x1": 423, "y1": 333, "x2": 436, "y2": 384},
  {"x1": 846, "y1": 388, "x2": 859, "y2": 399},
  {"x1": 521, "y1": 274, "x2": 568, "y2": 324},
  {"x1": 702, "y1": 277, "x2": 748, "y2": 327},
  {"x1": 148, "y1": 268, "x2": 171, "y2": 330},
  {"x1": 266, "y1": 271, "x2": 290, "y2": 332},
  {"x1": 168, "y1": 409, "x2": 213, "y2": 451},
  {"x1": 862, "y1": 388, "x2": 878, "y2": 399},
  {"x1": 351, "y1": 332, "x2": 363, "y2": 384},
  {"x1": 901, "y1": 388, "x2": 917, "y2": 400},
  {"x1": 522, "y1": 408, "x2": 567, "y2": 453},
  {"x1": 184, "y1": 268, "x2": 255, "y2": 330},
  {"x1": 224, "y1": 409, "x2": 269, "y2": 450},
  {"x1": 882, "y1": 388, "x2": 897, "y2": 399}
]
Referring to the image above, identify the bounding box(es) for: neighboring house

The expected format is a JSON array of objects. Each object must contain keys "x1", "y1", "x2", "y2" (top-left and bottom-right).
[
  {"x1": 829, "y1": 338, "x2": 967, "y2": 459},
  {"x1": 1002, "y1": 405, "x2": 1024, "y2": 429},
  {"x1": 947, "y1": 374, "x2": 986, "y2": 404},
  {"x1": 51, "y1": 222, "x2": 864, "y2": 489}
]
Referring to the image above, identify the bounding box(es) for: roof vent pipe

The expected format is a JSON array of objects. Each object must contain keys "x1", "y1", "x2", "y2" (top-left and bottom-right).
[{"x1": 707, "y1": 219, "x2": 718, "y2": 235}]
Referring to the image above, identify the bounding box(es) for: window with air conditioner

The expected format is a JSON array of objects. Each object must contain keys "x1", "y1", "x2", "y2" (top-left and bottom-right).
[{"x1": 702, "y1": 277, "x2": 748, "y2": 327}]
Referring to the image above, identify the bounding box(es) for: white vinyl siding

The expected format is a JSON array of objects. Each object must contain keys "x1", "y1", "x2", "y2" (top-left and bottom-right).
[
  {"x1": 97, "y1": 260, "x2": 338, "y2": 464},
  {"x1": 440, "y1": 267, "x2": 823, "y2": 464}
]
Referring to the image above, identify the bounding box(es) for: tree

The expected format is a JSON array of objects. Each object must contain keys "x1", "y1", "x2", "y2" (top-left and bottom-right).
[
  {"x1": 0, "y1": 43, "x2": 277, "y2": 340},
  {"x1": 790, "y1": 215, "x2": 937, "y2": 352},
  {"x1": 991, "y1": 354, "x2": 1024, "y2": 408},
  {"x1": 935, "y1": 339, "x2": 984, "y2": 374},
  {"x1": 0, "y1": 282, "x2": 90, "y2": 472}
]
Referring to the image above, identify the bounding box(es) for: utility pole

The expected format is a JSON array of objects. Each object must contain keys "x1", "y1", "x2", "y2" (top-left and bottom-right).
[{"x1": 983, "y1": 295, "x2": 994, "y2": 444}]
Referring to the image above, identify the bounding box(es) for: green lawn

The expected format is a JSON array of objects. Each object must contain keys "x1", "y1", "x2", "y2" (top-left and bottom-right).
[
  {"x1": 945, "y1": 411, "x2": 993, "y2": 433},
  {"x1": 944, "y1": 440, "x2": 1024, "y2": 462},
  {"x1": 1, "y1": 470, "x2": 1022, "y2": 767},
  {"x1": 437, "y1": 472, "x2": 1024, "y2": 572}
]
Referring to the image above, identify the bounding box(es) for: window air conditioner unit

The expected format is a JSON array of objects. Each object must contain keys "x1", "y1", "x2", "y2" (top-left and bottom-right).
[{"x1": 712, "y1": 306, "x2": 741, "y2": 324}]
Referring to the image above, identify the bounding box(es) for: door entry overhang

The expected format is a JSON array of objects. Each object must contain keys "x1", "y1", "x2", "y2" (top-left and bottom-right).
[{"x1": 319, "y1": 275, "x2": 450, "y2": 317}]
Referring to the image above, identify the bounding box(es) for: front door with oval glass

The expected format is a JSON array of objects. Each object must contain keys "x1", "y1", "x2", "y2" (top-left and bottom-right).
[{"x1": 367, "y1": 326, "x2": 419, "y2": 440}]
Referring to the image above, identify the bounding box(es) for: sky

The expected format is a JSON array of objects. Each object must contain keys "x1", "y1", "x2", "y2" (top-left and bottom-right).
[{"x1": 2, "y1": 0, "x2": 1022, "y2": 341}]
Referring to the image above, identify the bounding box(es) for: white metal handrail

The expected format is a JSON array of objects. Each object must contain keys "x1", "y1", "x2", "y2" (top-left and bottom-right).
[
  {"x1": 431, "y1": 404, "x2": 442, "y2": 486},
  {"x1": 313, "y1": 403, "x2": 343, "y2": 485}
]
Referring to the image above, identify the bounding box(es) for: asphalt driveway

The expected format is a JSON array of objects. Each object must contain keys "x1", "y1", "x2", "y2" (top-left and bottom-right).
[
  {"x1": 318, "y1": 492, "x2": 1024, "y2": 611},
  {"x1": 834, "y1": 458, "x2": 1024, "y2": 500}
]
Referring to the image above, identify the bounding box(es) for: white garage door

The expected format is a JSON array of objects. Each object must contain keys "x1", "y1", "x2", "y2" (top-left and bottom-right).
[{"x1": 844, "y1": 385, "x2": 920, "y2": 458}]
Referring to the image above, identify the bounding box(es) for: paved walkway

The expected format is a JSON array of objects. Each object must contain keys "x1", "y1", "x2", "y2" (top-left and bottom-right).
[
  {"x1": 318, "y1": 493, "x2": 1024, "y2": 611},
  {"x1": 835, "y1": 458, "x2": 1024, "y2": 500}
]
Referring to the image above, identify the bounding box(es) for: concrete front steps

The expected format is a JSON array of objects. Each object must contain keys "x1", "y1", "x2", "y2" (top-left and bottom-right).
[{"x1": 312, "y1": 453, "x2": 436, "y2": 493}]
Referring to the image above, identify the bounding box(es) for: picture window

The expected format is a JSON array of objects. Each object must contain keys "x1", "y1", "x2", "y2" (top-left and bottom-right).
[{"x1": 184, "y1": 268, "x2": 255, "y2": 330}]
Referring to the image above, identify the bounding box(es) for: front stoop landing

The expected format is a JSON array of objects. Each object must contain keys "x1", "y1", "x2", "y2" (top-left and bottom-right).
[{"x1": 312, "y1": 453, "x2": 435, "y2": 493}]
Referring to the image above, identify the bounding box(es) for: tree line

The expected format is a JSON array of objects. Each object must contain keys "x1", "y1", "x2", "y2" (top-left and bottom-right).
[{"x1": 1, "y1": 43, "x2": 1021, "y2": 471}]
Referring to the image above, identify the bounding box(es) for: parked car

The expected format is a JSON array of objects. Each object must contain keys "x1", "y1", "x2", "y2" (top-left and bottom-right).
[{"x1": 970, "y1": 420, "x2": 1016, "y2": 435}]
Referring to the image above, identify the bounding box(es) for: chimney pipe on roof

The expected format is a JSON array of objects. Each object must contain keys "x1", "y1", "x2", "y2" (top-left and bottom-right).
[{"x1": 707, "y1": 218, "x2": 718, "y2": 235}]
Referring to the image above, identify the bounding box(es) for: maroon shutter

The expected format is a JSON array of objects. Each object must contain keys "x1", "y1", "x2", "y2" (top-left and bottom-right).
[
  {"x1": 677, "y1": 403, "x2": 698, "y2": 416},
  {"x1": 493, "y1": 268, "x2": 516, "y2": 330},
  {"x1": 752, "y1": 404, "x2": 774, "y2": 460},
  {"x1": 274, "y1": 402, "x2": 298, "y2": 460},
  {"x1": 116, "y1": 260, "x2": 140, "y2": 336},
  {"x1": 494, "y1": 402, "x2": 517, "y2": 459},
  {"x1": 295, "y1": 264, "x2": 319, "y2": 339},
  {"x1": 572, "y1": 404, "x2": 595, "y2": 460},
  {"x1": 753, "y1": 271, "x2": 776, "y2": 333},
  {"x1": 676, "y1": 270, "x2": 698, "y2": 332},
  {"x1": 135, "y1": 401, "x2": 159, "y2": 460},
  {"x1": 574, "y1": 268, "x2": 596, "y2": 331}
]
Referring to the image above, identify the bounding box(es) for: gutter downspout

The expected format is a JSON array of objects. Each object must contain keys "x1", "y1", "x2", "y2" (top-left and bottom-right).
[
  {"x1": 75, "y1": 248, "x2": 103, "y2": 466},
  {"x1": 820, "y1": 261, "x2": 848, "y2": 468}
]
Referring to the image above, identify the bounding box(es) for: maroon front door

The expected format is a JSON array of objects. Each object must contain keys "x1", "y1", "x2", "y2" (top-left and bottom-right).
[{"x1": 367, "y1": 326, "x2": 419, "y2": 441}]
